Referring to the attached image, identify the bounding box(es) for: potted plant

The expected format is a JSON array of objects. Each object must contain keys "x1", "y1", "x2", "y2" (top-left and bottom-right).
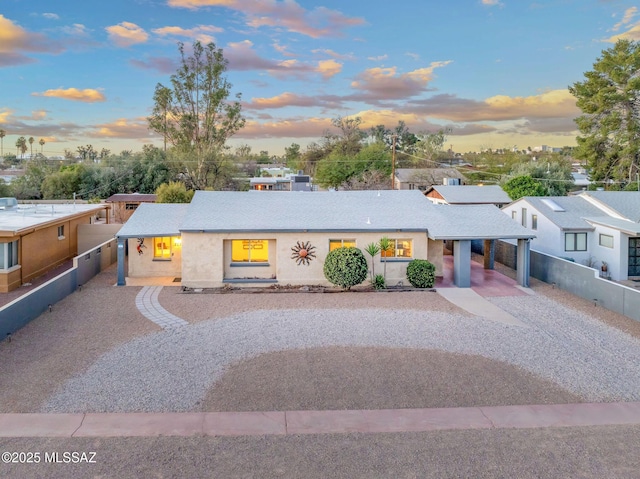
[{"x1": 601, "y1": 261, "x2": 608, "y2": 273}]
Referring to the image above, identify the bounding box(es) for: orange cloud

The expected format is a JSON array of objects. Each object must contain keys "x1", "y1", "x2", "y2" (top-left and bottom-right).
[
  {"x1": 0, "y1": 109, "x2": 13, "y2": 124},
  {"x1": 316, "y1": 59, "x2": 342, "y2": 79},
  {"x1": 0, "y1": 15, "x2": 63, "y2": 66},
  {"x1": 153, "y1": 25, "x2": 223, "y2": 43},
  {"x1": 105, "y1": 22, "x2": 148, "y2": 47},
  {"x1": 606, "y1": 24, "x2": 640, "y2": 42},
  {"x1": 168, "y1": 0, "x2": 364, "y2": 38},
  {"x1": 92, "y1": 118, "x2": 152, "y2": 139},
  {"x1": 31, "y1": 110, "x2": 48, "y2": 120},
  {"x1": 351, "y1": 62, "x2": 451, "y2": 99},
  {"x1": 34, "y1": 88, "x2": 106, "y2": 103}
]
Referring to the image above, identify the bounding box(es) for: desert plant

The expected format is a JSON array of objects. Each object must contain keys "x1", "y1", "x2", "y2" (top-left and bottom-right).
[
  {"x1": 378, "y1": 236, "x2": 394, "y2": 281},
  {"x1": 372, "y1": 274, "x2": 385, "y2": 290},
  {"x1": 406, "y1": 259, "x2": 436, "y2": 288},
  {"x1": 323, "y1": 247, "x2": 368, "y2": 290},
  {"x1": 364, "y1": 242, "x2": 381, "y2": 282}
]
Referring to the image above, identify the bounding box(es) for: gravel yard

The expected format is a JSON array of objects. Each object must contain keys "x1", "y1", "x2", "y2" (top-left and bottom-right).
[{"x1": 2, "y1": 263, "x2": 640, "y2": 414}]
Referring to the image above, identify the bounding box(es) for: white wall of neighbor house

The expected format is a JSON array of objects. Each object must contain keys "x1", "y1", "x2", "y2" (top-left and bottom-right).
[
  {"x1": 126, "y1": 236, "x2": 182, "y2": 278},
  {"x1": 179, "y1": 231, "x2": 435, "y2": 288},
  {"x1": 504, "y1": 200, "x2": 593, "y2": 264},
  {"x1": 590, "y1": 224, "x2": 626, "y2": 280}
]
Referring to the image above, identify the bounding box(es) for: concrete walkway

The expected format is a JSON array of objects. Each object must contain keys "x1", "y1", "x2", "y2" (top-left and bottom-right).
[
  {"x1": 135, "y1": 286, "x2": 188, "y2": 329},
  {"x1": 437, "y1": 288, "x2": 529, "y2": 327},
  {"x1": 1, "y1": 402, "x2": 640, "y2": 438}
]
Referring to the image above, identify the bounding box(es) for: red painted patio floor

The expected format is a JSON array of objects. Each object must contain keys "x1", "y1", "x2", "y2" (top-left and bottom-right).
[{"x1": 436, "y1": 255, "x2": 527, "y2": 297}]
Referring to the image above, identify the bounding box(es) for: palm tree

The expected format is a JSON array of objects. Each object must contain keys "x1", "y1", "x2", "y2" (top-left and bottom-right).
[
  {"x1": 28, "y1": 137, "x2": 34, "y2": 159},
  {"x1": 0, "y1": 128, "x2": 5, "y2": 157},
  {"x1": 15, "y1": 137, "x2": 27, "y2": 159},
  {"x1": 379, "y1": 236, "x2": 394, "y2": 282},
  {"x1": 39, "y1": 138, "x2": 45, "y2": 154},
  {"x1": 364, "y1": 242, "x2": 381, "y2": 282}
]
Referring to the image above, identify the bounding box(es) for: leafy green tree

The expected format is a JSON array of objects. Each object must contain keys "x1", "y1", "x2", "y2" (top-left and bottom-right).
[
  {"x1": 509, "y1": 159, "x2": 573, "y2": 196},
  {"x1": 11, "y1": 157, "x2": 52, "y2": 198},
  {"x1": 284, "y1": 143, "x2": 301, "y2": 169},
  {"x1": 148, "y1": 41, "x2": 245, "y2": 190},
  {"x1": 155, "y1": 181, "x2": 194, "y2": 203},
  {"x1": 315, "y1": 142, "x2": 391, "y2": 189},
  {"x1": 569, "y1": 39, "x2": 640, "y2": 186},
  {"x1": 502, "y1": 175, "x2": 547, "y2": 200}
]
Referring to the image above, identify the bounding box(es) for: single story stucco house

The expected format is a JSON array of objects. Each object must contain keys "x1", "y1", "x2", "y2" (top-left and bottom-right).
[{"x1": 115, "y1": 190, "x2": 535, "y2": 288}]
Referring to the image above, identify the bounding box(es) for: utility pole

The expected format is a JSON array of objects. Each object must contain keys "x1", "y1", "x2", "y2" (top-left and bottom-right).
[{"x1": 391, "y1": 134, "x2": 397, "y2": 190}]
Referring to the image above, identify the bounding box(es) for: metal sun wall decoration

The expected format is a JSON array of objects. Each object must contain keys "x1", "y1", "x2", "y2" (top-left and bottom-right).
[{"x1": 291, "y1": 241, "x2": 316, "y2": 266}]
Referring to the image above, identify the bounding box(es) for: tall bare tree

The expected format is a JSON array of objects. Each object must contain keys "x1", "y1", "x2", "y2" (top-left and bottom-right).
[{"x1": 148, "y1": 41, "x2": 245, "y2": 190}]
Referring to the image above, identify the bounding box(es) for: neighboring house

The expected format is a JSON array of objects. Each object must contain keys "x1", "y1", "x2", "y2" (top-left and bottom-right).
[
  {"x1": 424, "y1": 185, "x2": 511, "y2": 207},
  {"x1": 0, "y1": 198, "x2": 109, "y2": 292},
  {"x1": 105, "y1": 193, "x2": 157, "y2": 223},
  {"x1": 503, "y1": 191, "x2": 640, "y2": 281},
  {"x1": 115, "y1": 190, "x2": 535, "y2": 289},
  {"x1": 250, "y1": 171, "x2": 313, "y2": 191},
  {"x1": 394, "y1": 168, "x2": 466, "y2": 191}
]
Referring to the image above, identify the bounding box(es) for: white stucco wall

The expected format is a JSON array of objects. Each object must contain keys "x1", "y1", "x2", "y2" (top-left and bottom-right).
[
  {"x1": 126, "y1": 237, "x2": 182, "y2": 278},
  {"x1": 180, "y1": 231, "x2": 435, "y2": 288},
  {"x1": 503, "y1": 201, "x2": 592, "y2": 264}
]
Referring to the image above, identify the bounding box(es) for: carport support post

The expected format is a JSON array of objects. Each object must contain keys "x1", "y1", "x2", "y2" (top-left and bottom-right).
[
  {"x1": 453, "y1": 240, "x2": 471, "y2": 288},
  {"x1": 516, "y1": 238, "x2": 530, "y2": 288},
  {"x1": 117, "y1": 237, "x2": 126, "y2": 286},
  {"x1": 483, "y1": 239, "x2": 495, "y2": 270}
]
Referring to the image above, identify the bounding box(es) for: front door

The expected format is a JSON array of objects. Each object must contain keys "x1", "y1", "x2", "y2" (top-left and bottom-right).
[{"x1": 629, "y1": 237, "x2": 640, "y2": 277}]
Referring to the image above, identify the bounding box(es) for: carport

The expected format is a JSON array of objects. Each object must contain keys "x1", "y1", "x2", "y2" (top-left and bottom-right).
[{"x1": 426, "y1": 204, "x2": 536, "y2": 288}]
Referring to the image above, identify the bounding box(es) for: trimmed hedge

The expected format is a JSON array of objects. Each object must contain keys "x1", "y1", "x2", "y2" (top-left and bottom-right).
[
  {"x1": 323, "y1": 247, "x2": 368, "y2": 290},
  {"x1": 406, "y1": 259, "x2": 436, "y2": 288}
]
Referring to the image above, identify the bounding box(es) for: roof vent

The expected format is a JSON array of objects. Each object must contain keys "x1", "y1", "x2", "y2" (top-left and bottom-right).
[{"x1": 540, "y1": 198, "x2": 565, "y2": 212}]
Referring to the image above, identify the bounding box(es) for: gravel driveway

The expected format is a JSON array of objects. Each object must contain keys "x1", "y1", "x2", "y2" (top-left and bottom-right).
[
  {"x1": 2, "y1": 264, "x2": 640, "y2": 414},
  {"x1": 40, "y1": 285, "x2": 640, "y2": 413}
]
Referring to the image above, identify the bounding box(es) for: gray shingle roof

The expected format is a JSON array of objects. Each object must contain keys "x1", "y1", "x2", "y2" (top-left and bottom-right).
[
  {"x1": 521, "y1": 196, "x2": 604, "y2": 230},
  {"x1": 181, "y1": 190, "x2": 433, "y2": 232},
  {"x1": 116, "y1": 203, "x2": 189, "y2": 238},
  {"x1": 116, "y1": 191, "x2": 536, "y2": 240},
  {"x1": 426, "y1": 204, "x2": 535, "y2": 240},
  {"x1": 584, "y1": 216, "x2": 640, "y2": 235},
  {"x1": 580, "y1": 191, "x2": 640, "y2": 222},
  {"x1": 429, "y1": 185, "x2": 511, "y2": 204}
]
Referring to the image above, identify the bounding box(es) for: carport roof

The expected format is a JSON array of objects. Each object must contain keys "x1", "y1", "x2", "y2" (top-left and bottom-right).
[
  {"x1": 426, "y1": 204, "x2": 536, "y2": 240},
  {"x1": 116, "y1": 203, "x2": 189, "y2": 238}
]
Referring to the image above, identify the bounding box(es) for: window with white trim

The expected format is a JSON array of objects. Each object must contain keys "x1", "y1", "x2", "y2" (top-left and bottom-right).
[
  {"x1": 0, "y1": 240, "x2": 19, "y2": 270},
  {"x1": 381, "y1": 239, "x2": 413, "y2": 259},
  {"x1": 57, "y1": 225, "x2": 65, "y2": 239},
  {"x1": 153, "y1": 236, "x2": 172, "y2": 260},
  {"x1": 231, "y1": 240, "x2": 269, "y2": 263},
  {"x1": 329, "y1": 239, "x2": 356, "y2": 251},
  {"x1": 531, "y1": 214, "x2": 538, "y2": 230}
]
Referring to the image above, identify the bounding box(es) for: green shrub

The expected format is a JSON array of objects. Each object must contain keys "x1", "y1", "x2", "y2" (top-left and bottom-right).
[
  {"x1": 372, "y1": 274, "x2": 385, "y2": 290},
  {"x1": 406, "y1": 259, "x2": 436, "y2": 288},
  {"x1": 323, "y1": 247, "x2": 368, "y2": 290}
]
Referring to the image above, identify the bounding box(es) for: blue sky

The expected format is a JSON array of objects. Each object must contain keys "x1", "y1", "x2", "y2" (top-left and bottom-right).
[{"x1": 1, "y1": 0, "x2": 639, "y2": 158}]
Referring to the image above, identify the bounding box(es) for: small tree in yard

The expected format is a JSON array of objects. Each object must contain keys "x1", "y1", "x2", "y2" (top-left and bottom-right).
[
  {"x1": 406, "y1": 259, "x2": 436, "y2": 288},
  {"x1": 323, "y1": 247, "x2": 368, "y2": 290},
  {"x1": 364, "y1": 242, "x2": 381, "y2": 282},
  {"x1": 378, "y1": 236, "x2": 394, "y2": 282}
]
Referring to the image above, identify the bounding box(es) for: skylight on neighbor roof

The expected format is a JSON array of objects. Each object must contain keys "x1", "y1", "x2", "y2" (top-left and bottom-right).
[{"x1": 541, "y1": 198, "x2": 565, "y2": 212}]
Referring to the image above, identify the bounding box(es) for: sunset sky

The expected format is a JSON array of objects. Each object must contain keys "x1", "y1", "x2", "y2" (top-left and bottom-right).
[{"x1": 1, "y1": 0, "x2": 640, "y2": 158}]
